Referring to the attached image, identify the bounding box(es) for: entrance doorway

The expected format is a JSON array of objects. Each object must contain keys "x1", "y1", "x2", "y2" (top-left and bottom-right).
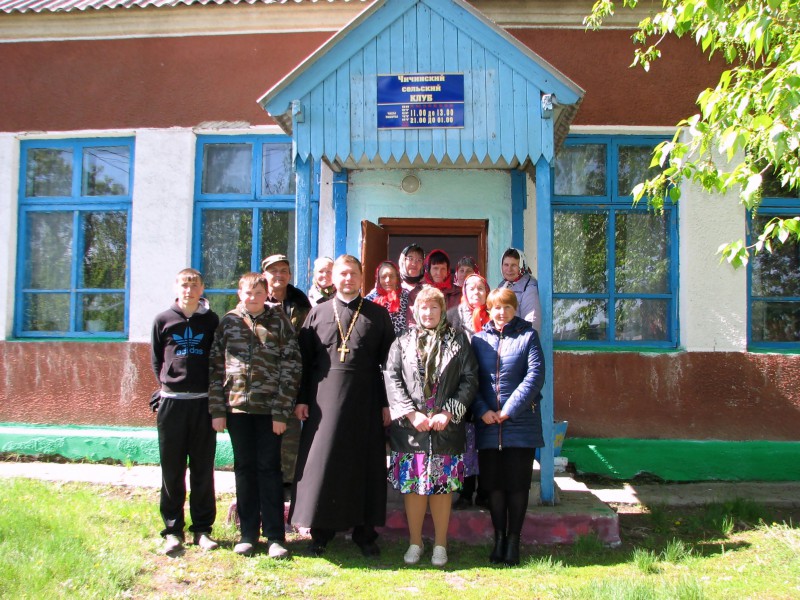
[{"x1": 360, "y1": 218, "x2": 488, "y2": 293}]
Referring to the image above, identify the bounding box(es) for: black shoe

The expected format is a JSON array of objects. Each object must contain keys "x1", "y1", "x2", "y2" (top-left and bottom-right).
[
  {"x1": 503, "y1": 533, "x2": 520, "y2": 566},
  {"x1": 305, "y1": 540, "x2": 327, "y2": 557},
  {"x1": 355, "y1": 540, "x2": 381, "y2": 558},
  {"x1": 452, "y1": 495, "x2": 473, "y2": 510},
  {"x1": 489, "y1": 530, "x2": 506, "y2": 564}
]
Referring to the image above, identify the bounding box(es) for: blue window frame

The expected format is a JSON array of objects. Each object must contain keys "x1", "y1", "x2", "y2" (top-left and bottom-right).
[
  {"x1": 551, "y1": 135, "x2": 679, "y2": 348},
  {"x1": 15, "y1": 138, "x2": 134, "y2": 338},
  {"x1": 747, "y1": 183, "x2": 800, "y2": 349},
  {"x1": 193, "y1": 135, "x2": 297, "y2": 315}
]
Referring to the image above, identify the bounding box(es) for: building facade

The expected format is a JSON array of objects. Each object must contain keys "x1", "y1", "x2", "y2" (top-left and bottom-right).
[{"x1": 1, "y1": 0, "x2": 798, "y2": 481}]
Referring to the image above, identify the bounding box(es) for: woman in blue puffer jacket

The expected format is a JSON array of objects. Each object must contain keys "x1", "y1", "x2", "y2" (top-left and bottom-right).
[{"x1": 471, "y1": 287, "x2": 545, "y2": 566}]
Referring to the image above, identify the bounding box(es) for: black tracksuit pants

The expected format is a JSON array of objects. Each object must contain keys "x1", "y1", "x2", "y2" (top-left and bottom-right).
[{"x1": 157, "y1": 396, "x2": 217, "y2": 538}]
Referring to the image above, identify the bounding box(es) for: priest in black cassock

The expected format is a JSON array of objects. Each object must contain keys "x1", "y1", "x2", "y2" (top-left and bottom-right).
[{"x1": 290, "y1": 254, "x2": 395, "y2": 557}]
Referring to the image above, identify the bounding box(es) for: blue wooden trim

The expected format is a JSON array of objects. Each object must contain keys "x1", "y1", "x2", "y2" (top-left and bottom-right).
[
  {"x1": 294, "y1": 157, "x2": 312, "y2": 290},
  {"x1": 510, "y1": 169, "x2": 526, "y2": 249},
  {"x1": 310, "y1": 159, "x2": 321, "y2": 261},
  {"x1": 333, "y1": 169, "x2": 349, "y2": 257},
  {"x1": 535, "y1": 156, "x2": 555, "y2": 505}
]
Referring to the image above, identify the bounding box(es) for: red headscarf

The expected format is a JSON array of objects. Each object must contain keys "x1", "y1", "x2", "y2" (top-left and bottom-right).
[
  {"x1": 422, "y1": 248, "x2": 454, "y2": 292},
  {"x1": 462, "y1": 273, "x2": 490, "y2": 333},
  {"x1": 371, "y1": 261, "x2": 402, "y2": 313}
]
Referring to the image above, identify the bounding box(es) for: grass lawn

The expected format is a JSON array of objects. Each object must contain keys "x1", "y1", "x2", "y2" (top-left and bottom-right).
[{"x1": 0, "y1": 477, "x2": 798, "y2": 599}]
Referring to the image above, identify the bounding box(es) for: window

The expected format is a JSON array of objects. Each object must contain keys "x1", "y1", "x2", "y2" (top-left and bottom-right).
[
  {"x1": 193, "y1": 136, "x2": 296, "y2": 315},
  {"x1": 16, "y1": 139, "x2": 133, "y2": 338},
  {"x1": 551, "y1": 136, "x2": 678, "y2": 347},
  {"x1": 748, "y1": 173, "x2": 800, "y2": 348}
]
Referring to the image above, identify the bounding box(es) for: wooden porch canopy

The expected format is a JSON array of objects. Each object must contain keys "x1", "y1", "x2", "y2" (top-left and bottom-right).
[{"x1": 259, "y1": 0, "x2": 584, "y2": 170}]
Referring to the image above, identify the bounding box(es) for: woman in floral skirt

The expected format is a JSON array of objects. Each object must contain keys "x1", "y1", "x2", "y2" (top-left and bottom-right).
[{"x1": 384, "y1": 287, "x2": 477, "y2": 567}]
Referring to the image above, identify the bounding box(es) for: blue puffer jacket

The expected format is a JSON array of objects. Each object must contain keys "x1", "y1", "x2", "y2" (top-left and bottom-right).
[{"x1": 471, "y1": 316, "x2": 545, "y2": 450}]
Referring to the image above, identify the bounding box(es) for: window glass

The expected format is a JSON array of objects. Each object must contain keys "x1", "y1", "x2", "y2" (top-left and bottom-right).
[
  {"x1": 554, "y1": 298, "x2": 608, "y2": 341},
  {"x1": 617, "y1": 145, "x2": 661, "y2": 196},
  {"x1": 259, "y1": 210, "x2": 295, "y2": 259},
  {"x1": 553, "y1": 144, "x2": 606, "y2": 196},
  {"x1": 262, "y1": 144, "x2": 295, "y2": 195},
  {"x1": 201, "y1": 209, "x2": 254, "y2": 291},
  {"x1": 26, "y1": 148, "x2": 73, "y2": 197},
  {"x1": 751, "y1": 301, "x2": 800, "y2": 342},
  {"x1": 202, "y1": 143, "x2": 252, "y2": 194},
  {"x1": 17, "y1": 139, "x2": 132, "y2": 337},
  {"x1": 615, "y1": 212, "x2": 669, "y2": 294},
  {"x1": 24, "y1": 211, "x2": 73, "y2": 289},
  {"x1": 552, "y1": 136, "x2": 676, "y2": 347},
  {"x1": 553, "y1": 211, "x2": 607, "y2": 294},
  {"x1": 82, "y1": 146, "x2": 130, "y2": 196}
]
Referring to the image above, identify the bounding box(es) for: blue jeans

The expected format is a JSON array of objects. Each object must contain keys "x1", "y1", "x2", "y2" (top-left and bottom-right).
[{"x1": 227, "y1": 412, "x2": 285, "y2": 542}]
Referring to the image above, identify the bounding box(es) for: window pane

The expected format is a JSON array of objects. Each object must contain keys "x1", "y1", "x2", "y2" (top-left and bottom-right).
[
  {"x1": 201, "y1": 210, "x2": 253, "y2": 290},
  {"x1": 82, "y1": 211, "x2": 128, "y2": 289},
  {"x1": 262, "y1": 144, "x2": 295, "y2": 195},
  {"x1": 23, "y1": 292, "x2": 70, "y2": 332},
  {"x1": 82, "y1": 146, "x2": 130, "y2": 196},
  {"x1": 751, "y1": 216, "x2": 800, "y2": 297},
  {"x1": 554, "y1": 144, "x2": 606, "y2": 196},
  {"x1": 207, "y1": 293, "x2": 239, "y2": 317},
  {"x1": 26, "y1": 148, "x2": 73, "y2": 197},
  {"x1": 259, "y1": 210, "x2": 295, "y2": 259},
  {"x1": 202, "y1": 143, "x2": 252, "y2": 194},
  {"x1": 751, "y1": 301, "x2": 800, "y2": 342},
  {"x1": 615, "y1": 299, "x2": 668, "y2": 341},
  {"x1": 553, "y1": 211, "x2": 608, "y2": 294},
  {"x1": 615, "y1": 212, "x2": 669, "y2": 294},
  {"x1": 617, "y1": 145, "x2": 661, "y2": 196},
  {"x1": 25, "y1": 212, "x2": 73, "y2": 289},
  {"x1": 553, "y1": 298, "x2": 608, "y2": 341},
  {"x1": 81, "y1": 293, "x2": 125, "y2": 333}
]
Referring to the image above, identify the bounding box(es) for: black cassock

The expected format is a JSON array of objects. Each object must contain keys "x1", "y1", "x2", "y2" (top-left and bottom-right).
[{"x1": 289, "y1": 296, "x2": 395, "y2": 531}]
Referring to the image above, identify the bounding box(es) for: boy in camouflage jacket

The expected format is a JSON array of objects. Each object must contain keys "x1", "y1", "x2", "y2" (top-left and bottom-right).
[{"x1": 209, "y1": 272, "x2": 302, "y2": 558}]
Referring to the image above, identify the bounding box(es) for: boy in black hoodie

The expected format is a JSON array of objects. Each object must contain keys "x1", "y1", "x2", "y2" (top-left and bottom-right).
[{"x1": 151, "y1": 268, "x2": 220, "y2": 555}]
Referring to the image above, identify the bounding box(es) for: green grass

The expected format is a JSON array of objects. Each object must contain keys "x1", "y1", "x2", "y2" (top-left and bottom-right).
[{"x1": 0, "y1": 478, "x2": 799, "y2": 599}]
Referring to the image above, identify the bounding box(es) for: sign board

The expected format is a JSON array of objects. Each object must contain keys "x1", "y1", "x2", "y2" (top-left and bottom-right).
[{"x1": 377, "y1": 73, "x2": 464, "y2": 129}]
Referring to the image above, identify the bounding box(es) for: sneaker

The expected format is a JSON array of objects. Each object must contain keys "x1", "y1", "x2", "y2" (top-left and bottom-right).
[
  {"x1": 267, "y1": 541, "x2": 290, "y2": 559},
  {"x1": 233, "y1": 540, "x2": 255, "y2": 556},
  {"x1": 193, "y1": 533, "x2": 219, "y2": 551},
  {"x1": 431, "y1": 545, "x2": 448, "y2": 567},
  {"x1": 162, "y1": 534, "x2": 183, "y2": 555},
  {"x1": 403, "y1": 543, "x2": 424, "y2": 565}
]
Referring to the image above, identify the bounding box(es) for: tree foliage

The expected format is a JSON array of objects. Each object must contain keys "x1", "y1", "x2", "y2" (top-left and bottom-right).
[{"x1": 585, "y1": 0, "x2": 800, "y2": 267}]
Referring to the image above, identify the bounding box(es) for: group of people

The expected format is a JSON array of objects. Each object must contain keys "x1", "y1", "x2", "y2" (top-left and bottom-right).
[{"x1": 150, "y1": 245, "x2": 545, "y2": 568}]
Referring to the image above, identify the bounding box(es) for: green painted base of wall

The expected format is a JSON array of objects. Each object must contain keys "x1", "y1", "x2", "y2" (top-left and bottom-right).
[
  {"x1": 0, "y1": 423, "x2": 234, "y2": 467},
  {"x1": 563, "y1": 438, "x2": 800, "y2": 482}
]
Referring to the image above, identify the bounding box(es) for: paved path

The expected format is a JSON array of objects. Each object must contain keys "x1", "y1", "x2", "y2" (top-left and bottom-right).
[{"x1": 2, "y1": 461, "x2": 799, "y2": 508}]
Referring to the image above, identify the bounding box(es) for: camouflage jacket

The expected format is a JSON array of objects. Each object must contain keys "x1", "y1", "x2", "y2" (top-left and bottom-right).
[{"x1": 208, "y1": 303, "x2": 302, "y2": 422}]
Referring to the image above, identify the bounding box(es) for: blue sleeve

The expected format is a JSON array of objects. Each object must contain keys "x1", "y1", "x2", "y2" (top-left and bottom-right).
[{"x1": 500, "y1": 330, "x2": 545, "y2": 419}]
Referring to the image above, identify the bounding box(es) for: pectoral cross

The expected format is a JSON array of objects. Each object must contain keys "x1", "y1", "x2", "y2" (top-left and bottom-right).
[{"x1": 338, "y1": 344, "x2": 350, "y2": 362}]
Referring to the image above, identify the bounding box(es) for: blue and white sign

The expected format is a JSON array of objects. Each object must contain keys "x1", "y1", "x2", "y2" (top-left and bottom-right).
[{"x1": 377, "y1": 73, "x2": 464, "y2": 129}]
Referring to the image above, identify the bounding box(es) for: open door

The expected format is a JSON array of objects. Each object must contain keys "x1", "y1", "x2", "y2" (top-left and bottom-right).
[{"x1": 361, "y1": 220, "x2": 389, "y2": 294}]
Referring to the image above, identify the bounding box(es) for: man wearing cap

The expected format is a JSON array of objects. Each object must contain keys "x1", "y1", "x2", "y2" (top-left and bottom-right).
[{"x1": 261, "y1": 253, "x2": 312, "y2": 495}]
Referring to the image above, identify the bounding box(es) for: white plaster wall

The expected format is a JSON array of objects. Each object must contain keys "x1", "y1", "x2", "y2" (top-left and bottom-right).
[
  {"x1": 679, "y1": 171, "x2": 748, "y2": 352},
  {"x1": 0, "y1": 134, "x2": 19, "y2": 340},
  {"x1": 317, "y1": 162, "x2": 335, "y2": 259},
  {"x1": 128, "y1": 129, "x2": 197, "y2": 342},
  {"x1": 524, "y1": 171, "x2": 538, "y2": 278},
  {"x1": 346, "y1": 169, "x2": 511, "y2": 286}
]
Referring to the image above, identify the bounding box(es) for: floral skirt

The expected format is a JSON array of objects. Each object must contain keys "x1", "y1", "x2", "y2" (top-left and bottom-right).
[
  {"x1": 463, "y1": 423, "x2": 479, "y2": 478},
  {"x1": 388, "y1": 451, "x2": 465, "y2": 495}
]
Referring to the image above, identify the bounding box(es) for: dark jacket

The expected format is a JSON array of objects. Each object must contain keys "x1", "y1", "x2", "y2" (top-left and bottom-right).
[
  {"x1": 384, "y1": 325, "x2": 477, "y2": 455},
  {"x1": 268, "y1": 284, "x2": 312, "y2": 333},
  {"x1": 151, "y1": 299, "x2": 219, "y2": 396},
  {"x1": 471, "y1": 316, "x2": 545, "y2": 449}
]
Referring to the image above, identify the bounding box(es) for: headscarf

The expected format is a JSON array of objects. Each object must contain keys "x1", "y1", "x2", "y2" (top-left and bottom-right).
[
  {"x1": 399, "y1": 244, "x2": 425, "y2": 286},
  {"x1": 461, "y1": 273, "x2": 490, "y2": 334},
  {"x1": 500, "y1": 247, "x2": 531, "y2": 285},
  {"x1": 422, "y1": 248, "x2": 454, "y2": 292},
  {"x1": 412, "y1": 293, "x2": 451, "y2": 404},
  {"x1": 371, "y1": 261, "x2": 402, "y2": 313}
]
